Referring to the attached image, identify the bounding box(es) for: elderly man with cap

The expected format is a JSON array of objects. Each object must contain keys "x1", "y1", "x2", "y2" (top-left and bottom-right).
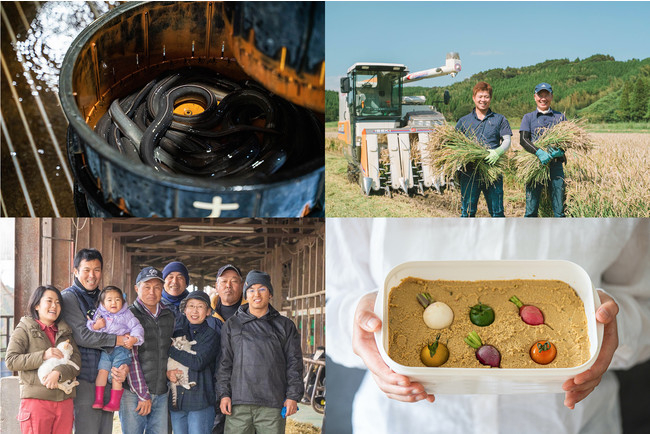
[
  {"x1": 520, "y1": 82, "x2": 568, "y2": 217},
  {"x1": 209, "y1": 264, "x2": 247, "y2": 434},
  {"x1": 217, "y1": 270, "x2": 304, "y2": 434},
  {"x1": 119, "y1": 266, "x2": 175, "y2": 434},
  {"x1": 211, "y1": 264, "x2": 248, "y2": 324},
  {"x1": 161, "y1": 261, "x2": 190, "y2": 318},
  {"x1": 162, "y1": 261, "x2": 219, "y2": 332}
]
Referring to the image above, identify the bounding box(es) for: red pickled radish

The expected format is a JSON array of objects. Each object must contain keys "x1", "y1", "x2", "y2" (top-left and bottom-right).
[
  {"x1": 519, "y1": 305, "x2": 544, "y2": 326},
  {"x1": 509, "y1": 295, "x2": 553, "y2": 329}
]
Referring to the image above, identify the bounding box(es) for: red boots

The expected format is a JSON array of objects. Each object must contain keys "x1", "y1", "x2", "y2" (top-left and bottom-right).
[
  {"x1": 91, "y1": 386, "x2": 123, "y2": 412},
  {"x1": 92, "y1": 386, "x2": 105, "y2": 409},
  {"x1": 102, "y1": 389, "x2": 124, "y2": 412}
]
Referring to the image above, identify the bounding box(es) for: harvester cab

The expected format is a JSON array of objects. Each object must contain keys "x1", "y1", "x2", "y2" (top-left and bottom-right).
[{"x1": 338, "y1": 52, "x2": 461, "y2": 196}]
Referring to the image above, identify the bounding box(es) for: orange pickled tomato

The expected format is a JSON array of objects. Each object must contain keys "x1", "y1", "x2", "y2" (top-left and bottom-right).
[{"x1": 530, "y1": 340, "x2": 556, "y2": 365}]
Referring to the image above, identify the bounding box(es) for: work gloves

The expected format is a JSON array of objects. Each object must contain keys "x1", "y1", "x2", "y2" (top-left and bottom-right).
[
  {"x1": 485, "y1": 148, "x2": 504, "y2": 165},
  {"x1": 535, "y1": 148, "x2": 551, "y2": 165},
  {"x1": 549, "y1": 147, "x2": 565, "y2": 159}
]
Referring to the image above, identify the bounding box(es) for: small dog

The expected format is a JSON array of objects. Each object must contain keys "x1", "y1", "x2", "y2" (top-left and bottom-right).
[{"x1": 37, "y1": 340, "x2": 80, "y2": 394}]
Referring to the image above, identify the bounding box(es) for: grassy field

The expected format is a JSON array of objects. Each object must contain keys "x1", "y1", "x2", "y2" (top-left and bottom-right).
[
  {"x1": 584, "y1": 122, "x2": 650, "y2": 133},
  {"x1": 326, "y1": 121, "x2": 650, "y2": 133},
  {"x1": 326, "y1": 130, "x2": 650, "y2": 217}
]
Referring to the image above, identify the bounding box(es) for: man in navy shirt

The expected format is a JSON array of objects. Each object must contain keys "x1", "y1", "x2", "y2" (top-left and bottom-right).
[
  {"x1": 520, "y1": 82, "x2": 567, "y2": 217},
  {"x1": 455, "y1": 81, "x2": 512, "y2": 217}
]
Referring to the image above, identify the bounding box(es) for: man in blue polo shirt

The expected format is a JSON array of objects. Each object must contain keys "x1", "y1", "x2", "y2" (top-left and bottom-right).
[
  {"x1": 455, "y1": 81, "x2": 512, "y2": 217},
  {"x1": 520, "y1": 82, "x2": 567, "y2": 217}
]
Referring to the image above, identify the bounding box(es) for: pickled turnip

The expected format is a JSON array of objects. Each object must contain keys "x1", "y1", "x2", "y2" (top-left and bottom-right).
[
  {"x1": 420, "y1": 334, "x2": 449, "y2": 367},
  {"x1": 464, "y1": 331, "x2": 500, "y2": 368},
  {"x1": 417, "y1": 292, "x2": 454, "y2": 330}
]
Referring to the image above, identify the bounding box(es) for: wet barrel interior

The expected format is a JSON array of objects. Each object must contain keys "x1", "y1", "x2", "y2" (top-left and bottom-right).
[{"x1": 65, "y1": 1, "x2": 325, "y2": 217}]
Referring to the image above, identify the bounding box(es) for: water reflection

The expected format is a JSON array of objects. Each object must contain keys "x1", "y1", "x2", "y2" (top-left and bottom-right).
[{"x1": 12, "y1": 1, "x2": 116, "y2": 93}]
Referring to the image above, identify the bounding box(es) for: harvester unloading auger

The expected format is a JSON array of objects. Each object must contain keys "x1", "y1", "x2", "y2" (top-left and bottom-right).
[{"x1": 338, "y1": 53, "x2": 461, "y2": 197}]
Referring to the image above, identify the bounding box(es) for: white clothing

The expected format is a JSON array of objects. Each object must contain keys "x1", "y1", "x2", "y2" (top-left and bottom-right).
[{"x1": 326, "y1": 218, "x2": 650, "y2": 434}]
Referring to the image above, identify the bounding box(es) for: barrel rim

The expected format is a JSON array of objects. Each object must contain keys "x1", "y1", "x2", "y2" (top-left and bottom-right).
[{"x1": 59, "y1": 0, "x2": 324, "y2": 193}]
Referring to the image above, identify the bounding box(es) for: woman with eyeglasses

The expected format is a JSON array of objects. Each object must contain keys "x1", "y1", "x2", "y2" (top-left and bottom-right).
[{"x1": 166, "y1": 291, "x2": 220, "y2": 434}]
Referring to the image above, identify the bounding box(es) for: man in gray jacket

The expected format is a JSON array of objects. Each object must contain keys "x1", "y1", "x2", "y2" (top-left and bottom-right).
[
  {"x1": 217, "y1": 270, "x2": 304, "y2": 434},
  {"x1": 61, "y1": 248, "x2": 129, "y2": 434}
]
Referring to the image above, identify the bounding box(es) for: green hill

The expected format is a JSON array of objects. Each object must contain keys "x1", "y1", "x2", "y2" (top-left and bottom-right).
[{"x1": 326, "y1": 55, "x2": 650, "y2": 124}]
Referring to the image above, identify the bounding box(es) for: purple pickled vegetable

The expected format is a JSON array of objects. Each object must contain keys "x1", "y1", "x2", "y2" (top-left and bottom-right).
[
  {"x1": 476, "y1": 345, "x2": 501, "y2": 368},
  {"x1": 465, "y1": 331, "x2": 501, "y2": 368}
]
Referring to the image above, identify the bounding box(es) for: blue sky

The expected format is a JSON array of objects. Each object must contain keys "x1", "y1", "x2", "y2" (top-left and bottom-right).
[{"x1": 325, "y1": 1, "x2": 650, "y2": 90}]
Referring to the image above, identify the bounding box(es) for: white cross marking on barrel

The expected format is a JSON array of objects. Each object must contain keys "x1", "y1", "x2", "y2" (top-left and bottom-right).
[{"x1": 192, "y1": 196, "x2": 240, "y2": 217}]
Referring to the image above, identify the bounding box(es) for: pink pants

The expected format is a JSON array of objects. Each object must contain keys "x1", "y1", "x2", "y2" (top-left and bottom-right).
[{"x1": 18, "y1": 398, "x2": 74, "y2": 434}]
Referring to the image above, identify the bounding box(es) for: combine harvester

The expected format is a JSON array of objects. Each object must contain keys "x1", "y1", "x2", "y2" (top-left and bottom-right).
[{"x1": 338, "y1": 53, "x2": 461, "y2": 197}]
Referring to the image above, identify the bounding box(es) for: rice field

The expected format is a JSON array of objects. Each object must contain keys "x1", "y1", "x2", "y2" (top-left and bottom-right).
[
  {"x1": 563, "y1": 133, "x2": 650, "y2": 217},
  {"x1": 325, "y1": 131, "x2": 650, "y2": 217}
]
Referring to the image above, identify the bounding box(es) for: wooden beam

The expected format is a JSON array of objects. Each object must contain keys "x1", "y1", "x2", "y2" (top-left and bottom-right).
[
  {"x1": 104, "y1": 218, "x2": 323, "y2": 230},
  {"x1": 127, "y1": 251, "x2": 267, "y2": 258},
  {"x1": 123, "y1": 243, "x2": 272, "y2": 253},
  {"x1": 110, "y1": 231, "x2": 319, "y2": 238},
  {"x1": 41, "y1": 218, "x2": 53, "y2": 285},
  {"x1": 15, "y1": 219, "x2": 41, "y2": 319},
  {"x1": 51, "y1": 219, "x2": 74, "y2": 291}
]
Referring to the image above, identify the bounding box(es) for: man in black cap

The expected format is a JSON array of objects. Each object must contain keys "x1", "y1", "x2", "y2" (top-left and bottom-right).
[
  {"x1": 211, "y1": 264, "x2": 247, "y2": 324},
  {"x1": 210, "y1": 264, "x2": 247, "y2": 434},
  {"x1": 119, "y1": 266, "x2": 175, "y2": 434},
  {"x1": 520, "y1": 82, "x2": 567, "y2": 217},
  {"x1": 217, "y1": 270, "x2": 304, "y2": 434}
]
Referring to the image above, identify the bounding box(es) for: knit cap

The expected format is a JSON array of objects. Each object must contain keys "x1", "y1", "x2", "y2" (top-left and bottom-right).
[
  {"x1": 162, "y1": 261, "x2": 190, "y2": 284},
  {"x1": 243, "y1": 270, "x2": 273, "y2": 297}
]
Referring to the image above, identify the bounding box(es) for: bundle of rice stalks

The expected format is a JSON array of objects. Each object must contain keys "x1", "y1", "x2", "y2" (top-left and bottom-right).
[
  {"x1": 424, "y1": 124, "x2": 506, "y2": 185},
  {"x1": 512, "y1": 152, "x2": 549, "y2": 186},
  {"x1": 514, "y1": 119, "x2": 594, "y2": 186},
  {"x1": 534, "y1": 118, "x2": 593, "y2": 153}
]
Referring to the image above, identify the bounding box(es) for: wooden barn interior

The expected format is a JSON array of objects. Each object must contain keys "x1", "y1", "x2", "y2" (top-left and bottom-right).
[{"x1": 10, "y1": 218, "x2": 325, "y2": 353}]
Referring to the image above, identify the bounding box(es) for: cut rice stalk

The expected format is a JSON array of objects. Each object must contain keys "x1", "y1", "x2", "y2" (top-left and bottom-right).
[
  {"x1": 424, "y1": 124, "x2": 506, "y2": 185},
  {"x1": 515, "y1": 119, "x2": 594, "y2": 186},
  {"x1": 534, "y1": 118, "x2": 593, "y2": 153}
]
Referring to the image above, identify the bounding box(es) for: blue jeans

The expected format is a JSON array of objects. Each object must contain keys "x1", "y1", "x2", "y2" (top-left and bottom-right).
[
  {"x1": 119, "y1": 389, "x2": 168, "y2": 434},
  {"x1": 98, "y1": 347, "x2": 132, "y2": 382},
  {"x1": 170, "y1": 406, "x2": 215, "y2": 434},
  {"x1": 459, "y1": 169, "x2": 504, "y2": 217},
  {"x1": 525, "y1": 160, "x2": 565, "y2": 217}
]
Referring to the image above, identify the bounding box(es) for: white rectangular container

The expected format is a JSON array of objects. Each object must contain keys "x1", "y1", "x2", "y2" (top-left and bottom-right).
[{"x1": 374, "y1": 260, "x2": 604, "y2": 394}]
